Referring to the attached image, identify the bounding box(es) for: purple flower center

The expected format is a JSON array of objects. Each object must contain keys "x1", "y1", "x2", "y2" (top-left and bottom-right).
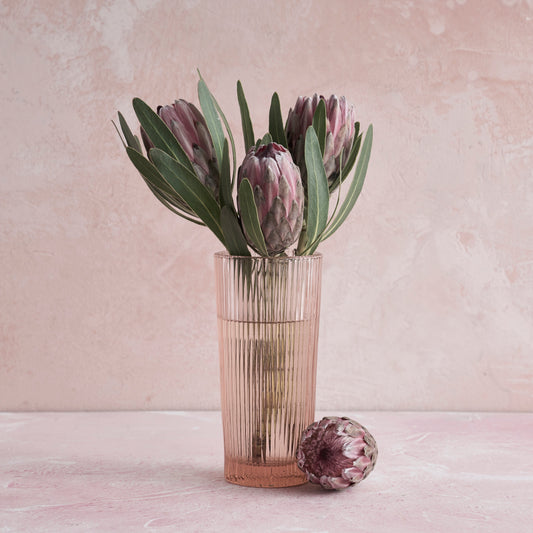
[
  {"x1": 302, "y1": 433, "x2": 354, "y2": 478},
  {"x1": 318, "y1": 446, "x2": 332, "y2": 462}
]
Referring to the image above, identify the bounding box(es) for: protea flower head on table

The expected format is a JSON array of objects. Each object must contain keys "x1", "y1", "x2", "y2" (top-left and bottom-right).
[
  {"x1": 297, "y1": 416, "x2": 378, "y2": 490},
  {"x1": 114, "y1": 73, "x2": 372, "y2": 258},
  {"x1": 114, "y1": 72, "x2": 375, "y2": 489}
]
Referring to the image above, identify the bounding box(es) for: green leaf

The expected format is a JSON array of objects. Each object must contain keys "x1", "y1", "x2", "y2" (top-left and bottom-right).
[
  {"x1": 312, "y1": 99, "x2": 327, "y2": 156},
  {"x1": 238, "y1": 178, "x2": 268, "y2": 256},
  {"x1": 132, "y1": 98, "x2": 194, "y2": 173},
  {"x1": 197, "y1": 73, "x2": 237, "y2": 187},
  {"x1": 197, "y1": 78, "x2": 225, "y2": 175},
  {"x1": 320, "y1": 124, "x2": 373, "y2": 242},
  {"x1": 112, "y1": 120, "x2": 127, "y2": 149},
  {"x1": 304, "y1": 234, "x2": 321, "y2": 256},
  {"x1": 133, "y1": 134, "x2": 142, "y2": 152},
  {"x1": 220, "y1": 205, "x2": 250, "y2": 256},
  {"x1": 125, "y1": 148, "x2": 202, "y2": 221},
  {"x1": 237, "y1": 81, "x2": 255, "y2": 153},
  {"x1": 328, "y1": 147, "x2": 345, "y2": 220},
  {"x1": 344, "y1": 132, "x2": 362, "y2": 176},
  {"x1": 145, "y1": 181, "x2": 206, "y2": 225},
  {"x1": 125, "y1": 147, "x2": 197, "y2": 216},
  {"x1": 354, "y1": 121, "x2": 360, "y2": 141},
  {"x1": 126, "y1": 147, "x2": 176, "y2": 198},
  {"x1": 261, "y1": 132, "x2": 273, "y2": 145},
  {"x1": 118, "y1": 111, "x2": 142, "y2": 153},
  {"x1": 220, "y1": 139, "x2": 234, "y2": 209},
  {"x1": 151, "y1": 148, "x2": 225, "y2": 245},
  {"x1": 303, "y1": 126, "x2": 329, "y2": 249},
  {"x1": 206, "y1": 82, "x2": 238, "y2": 188},
  {"x1": 329, "y1": 131, "x2": 361, "y2": 193},
  {"x1": 269, "y1": 92, "x2": 288, "y2": 148}
]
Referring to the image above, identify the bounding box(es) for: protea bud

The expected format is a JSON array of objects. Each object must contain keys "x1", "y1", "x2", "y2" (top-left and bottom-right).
[
  {"x1": 141, "y1": 100, "x2": 219, "y2": 199},
  {"x1": 237, "y1": 143, "x2": 304, "y2": 255},
  {"x1": 286, "y1": 94, "x2": 356, "y2": 186},
  {"x1": 297, "y1": 416, "x2": 378, "y2": 490}
]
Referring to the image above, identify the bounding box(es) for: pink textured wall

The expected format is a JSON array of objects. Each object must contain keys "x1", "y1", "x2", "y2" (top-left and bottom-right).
[{"x1": 1, "y1": 0, "x2": 532, "y2": 411}]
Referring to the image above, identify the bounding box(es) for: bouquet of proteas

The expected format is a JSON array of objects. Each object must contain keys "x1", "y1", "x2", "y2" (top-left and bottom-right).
[{"x1": 114, "y1": 73, "x2": 372, "y2": 257}]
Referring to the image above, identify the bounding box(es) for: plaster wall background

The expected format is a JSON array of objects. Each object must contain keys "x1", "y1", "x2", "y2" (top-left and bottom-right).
[{"x1": 1, "y1": 0, "x2": 532, "y2": 411}]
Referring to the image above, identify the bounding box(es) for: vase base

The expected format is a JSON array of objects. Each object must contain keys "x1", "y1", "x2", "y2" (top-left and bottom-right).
[{"x1": 224, "y1": 459, "x2": 308, "y2": 488}]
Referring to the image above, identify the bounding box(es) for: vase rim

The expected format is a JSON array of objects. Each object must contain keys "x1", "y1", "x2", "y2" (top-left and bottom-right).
[{"x1": 214, "y1": 251, "x2": 322, "y2": 261}]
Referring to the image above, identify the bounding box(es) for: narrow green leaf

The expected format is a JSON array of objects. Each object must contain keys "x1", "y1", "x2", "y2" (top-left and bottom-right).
[
  {"x1": 112, "y1": 120, "x2": 127, "y2": 149},
  {"x1": 344, "y1": 132, "x2": 362, "y2": 175},
  {"x1": 269, "y1": 92, "x2": 288, "y2": 148},
  {"x1": 304, "y1": 127, "x2": 329, "y2": 248},
  {"x1": 261, "y1": 132, "x2": 273, "y2": 145},
  {"x1": 117, "y1": 111, "x2": 204, "y2": 223},
  {"x1": 220, "y1": 205, "x2": 250, "y2": 256},
  {"x1": 151, "y1": 148, "x2": 225, "y2": 245},
  {"x1": 126, "y1": 147, "x2": 176, "y2": 198},
  {"x1": 238, "y1": 178, "x2": 268, "y2": 256},
  {"x1": 197, "y1": 79, "x2": 225, "y2": 174},
  {"x1": 118, "y1": 111, "x2": 142, "y2": 152},
  {"x1": 197, "y1": 72, "x2": 238, "y2": 186},
  {"x1": 354, "y1": 121, "x2": 360, "y2": 141},
  {"x1": 305, "y1": 236, "x2": 321, "y2": 256},
  {"x1": 126, "y1": 146, "x2": 205, "y2": 221},
  {"x1": 329, "y1": 131, "x2": 361, "y2": 192},
  {"x1": 133, "y1": 134, "x2": 142, "y2": 153},
  {"x1": 320, "y1": 124, "x2": 373, "y2": 242},
  {"x1": 237, "y1": 81, "x2": 255, "y2": 152},
  {"x1": 312, "y1": 99, "x2": 327, "y2": 156},
  {"x1": 132, "y1": 98, "x2": 194, "y2": 172},
  {"x1": 206, "y1": 82, "x2": 238, "y2": 188},
  {"x1": 295, "y1": 221, "x2": 308, "y2": 255},
  {"x1": 145, "y1": 182, "x2": 206, "y2": 225},
  {"x1": 125, "y1": 148, "x2": 201, "y2": 221},
  {"x1": 220, "y1": 139, "x2": 234, "y2": 209},
  {"x1": 322, "y1": 147, "x2": 346, "y2": 233}
]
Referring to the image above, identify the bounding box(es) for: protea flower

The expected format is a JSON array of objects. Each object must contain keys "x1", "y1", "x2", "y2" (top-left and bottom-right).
[
  {"x1": 286, "y1": 94, "x2": 356, "y2": 186},
  {"x1": 237, "y1": 143, "x2": 304, "y2": 255},
  {"x1": 297, "y1": 416, "x2": 378, "y2": 490},
  {"x1": 141, "y1": 99, "x2": 219, "y2": 199}
]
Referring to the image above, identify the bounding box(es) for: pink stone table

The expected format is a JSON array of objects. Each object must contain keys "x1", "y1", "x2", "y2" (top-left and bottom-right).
[{"x1": 1, "y1": 412, "x2": 532, "y2": 532}]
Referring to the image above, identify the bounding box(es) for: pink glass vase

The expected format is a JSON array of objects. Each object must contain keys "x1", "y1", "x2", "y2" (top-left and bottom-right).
[{"x1": 214, "y1": 252, "x2": 322, "y2": 487}]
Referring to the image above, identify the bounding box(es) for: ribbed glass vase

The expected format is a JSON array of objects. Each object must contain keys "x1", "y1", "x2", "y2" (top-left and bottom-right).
[{"x1": 214, "y1": 252, "x2": 322, "y2": 488}]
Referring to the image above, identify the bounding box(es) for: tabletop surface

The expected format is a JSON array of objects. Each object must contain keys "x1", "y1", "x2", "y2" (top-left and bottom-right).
[{"x1": 1, "y1": 411, "x2": 532, "y2": 532}]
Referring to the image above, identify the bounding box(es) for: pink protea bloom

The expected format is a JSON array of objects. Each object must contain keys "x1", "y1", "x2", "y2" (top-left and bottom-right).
[
  {"x1": 297, "y1": 416, "x2": 378, "y2": 490},
  {"x1": 141, "y1": 99, "x2": 219, "y2": 199},
  {"x1": 286, "y1": 94, "x2": 356, "y2": 186},
  {"x1": 237, "y1": 142, "x2": 304, "y2": 255}
]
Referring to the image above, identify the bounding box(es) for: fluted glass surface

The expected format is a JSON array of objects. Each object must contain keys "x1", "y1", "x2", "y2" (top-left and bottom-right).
[{"x1": 215, "y1": 252, "x2": 322, "y2": 487}]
